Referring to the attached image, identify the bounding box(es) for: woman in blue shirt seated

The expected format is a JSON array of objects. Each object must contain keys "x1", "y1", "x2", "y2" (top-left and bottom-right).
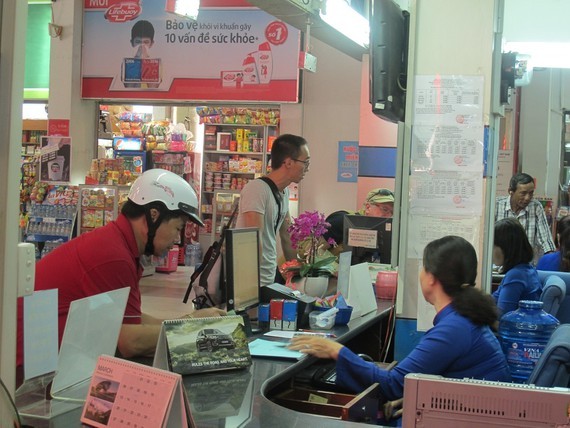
[
  {"x1": 537, "y1": 214, "x2": 570, "y2": 272},
  {"x1": 289, "y1": 235, "x2": 510, "y2": 410},
  {"x1": 493, "y1": 218, "x2": 543, "y2": 314}
]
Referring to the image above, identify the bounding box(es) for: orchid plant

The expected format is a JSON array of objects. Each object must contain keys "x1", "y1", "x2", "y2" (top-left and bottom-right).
[{"x1": 280, "y1": 210, "x2": 337, "y2": 285}]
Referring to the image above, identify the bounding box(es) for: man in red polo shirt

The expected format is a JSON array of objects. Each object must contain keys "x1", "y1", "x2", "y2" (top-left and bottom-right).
[{"x1": 16, "y1": 169, "x2": 223, "y2": 379}]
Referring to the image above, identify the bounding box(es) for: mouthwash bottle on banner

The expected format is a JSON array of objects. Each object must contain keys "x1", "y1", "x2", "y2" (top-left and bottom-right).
[
  {"x1": 498, "y1": 300, "x2": 559, "y2": 383},
  {"x1": 255, "y1": 42, "x2": 272, "y2": 84}
]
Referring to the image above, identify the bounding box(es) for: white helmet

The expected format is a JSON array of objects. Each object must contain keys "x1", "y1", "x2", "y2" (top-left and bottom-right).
[{"x1": 128, "y1": 168, "x2": 203, "y2": 226}]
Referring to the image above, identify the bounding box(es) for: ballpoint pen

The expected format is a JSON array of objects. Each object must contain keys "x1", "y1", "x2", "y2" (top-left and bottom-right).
[{"x1": 296, "y1": 330, "x2": 337, "y2": 338}]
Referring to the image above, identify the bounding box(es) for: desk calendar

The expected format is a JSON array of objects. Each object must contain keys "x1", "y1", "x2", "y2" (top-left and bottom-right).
[
  {"x1": 80, "y1": 355, "x2": 193, "y2": 428},
  {"x1": 153, "y1": 315, "x2": 252, "y2": 375}
]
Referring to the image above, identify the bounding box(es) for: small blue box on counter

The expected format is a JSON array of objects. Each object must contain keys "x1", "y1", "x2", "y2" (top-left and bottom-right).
[{"x1": 282, "y1": 300, "x2": 298, "y2": 331}]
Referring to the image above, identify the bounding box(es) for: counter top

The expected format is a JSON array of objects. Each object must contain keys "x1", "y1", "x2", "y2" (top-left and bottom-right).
[{"x1": 20, "y1": 267, "x2": 395, "y2": 427}]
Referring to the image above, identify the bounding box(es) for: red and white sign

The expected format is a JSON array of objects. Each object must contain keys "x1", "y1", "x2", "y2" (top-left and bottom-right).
[
  {"x1": 82, "y1": 0, "x2": 300, "y2": 102},
  {"x1": 48, "y1": 119, "x2": 70, "y2": 137}
]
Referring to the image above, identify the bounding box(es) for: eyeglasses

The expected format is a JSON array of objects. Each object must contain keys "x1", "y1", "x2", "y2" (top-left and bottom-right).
[{"x1": 292, "y1": 158, "x2": 310, "y2": 168}]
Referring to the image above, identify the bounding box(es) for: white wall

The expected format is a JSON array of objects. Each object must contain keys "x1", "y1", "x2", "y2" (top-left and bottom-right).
[{"x1": 288, "y1": 37, "x2": 362, "y2": 216}]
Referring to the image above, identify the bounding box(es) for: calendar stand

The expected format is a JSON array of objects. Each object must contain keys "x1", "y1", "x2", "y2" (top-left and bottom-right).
[{"x1": 80, "y1": 355, "x2": 193, "y2": 428}]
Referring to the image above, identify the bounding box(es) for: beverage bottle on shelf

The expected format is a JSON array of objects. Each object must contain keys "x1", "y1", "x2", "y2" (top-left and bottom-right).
[{"x1": 498, "y1": 300, "x2": 559, "y2": 383}]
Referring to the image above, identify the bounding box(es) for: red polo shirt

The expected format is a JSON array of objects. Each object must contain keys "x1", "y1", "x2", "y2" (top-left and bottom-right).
[{"x1": 17, "y1": 214, "x2": 143, "y2": 366}]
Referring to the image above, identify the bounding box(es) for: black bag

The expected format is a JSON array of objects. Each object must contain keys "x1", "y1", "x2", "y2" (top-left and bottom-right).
[{"x1": 183, "y1": 203, "x2": 239, "y2": 309}]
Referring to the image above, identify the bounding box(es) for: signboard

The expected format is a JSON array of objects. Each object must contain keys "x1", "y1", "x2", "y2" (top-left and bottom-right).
[
  {"x1": 337, "y1": 141, "x2": 358, "y2": 182},
  {"x1": 82, "y1": 0, "x2": 301, "y2": 102},
  {"x1": 48, "y1": 119, "x2": 70, "y2": 137}
]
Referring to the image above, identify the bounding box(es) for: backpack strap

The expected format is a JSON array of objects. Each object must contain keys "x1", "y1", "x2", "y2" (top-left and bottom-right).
[
  {"x1": 182, "y1": 202, "x2": 239, "y2": 306},
  {"x1": 258, "y1": 176, "x2": 283, "y2": 234}
]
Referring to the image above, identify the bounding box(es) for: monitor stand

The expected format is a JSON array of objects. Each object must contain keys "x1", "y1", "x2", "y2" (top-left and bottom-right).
[{"x1": 238, "y1": 311, "x2": 262, "y2": 337}]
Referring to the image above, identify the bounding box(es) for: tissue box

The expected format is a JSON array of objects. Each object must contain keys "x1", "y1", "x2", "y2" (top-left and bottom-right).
[
  {"x1": 309, "y1": 310, "x2": 336, "y2": 329},
  {"x1": 316, "y1": 306, "x2": 353, "y2": 326}
]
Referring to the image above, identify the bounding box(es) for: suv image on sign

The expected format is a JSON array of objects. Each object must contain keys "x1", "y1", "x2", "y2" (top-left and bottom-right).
[{"x1": 196, "y1": 328, "x2": 235, "y2": 352}]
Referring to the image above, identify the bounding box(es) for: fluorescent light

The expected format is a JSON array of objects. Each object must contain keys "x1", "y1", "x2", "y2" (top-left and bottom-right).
[
  {"x1": 319, "y1": 0, "x2": 370, "y2": 48},
  {"x1": 504, "y1": 42, "x2": 570, "y2": 68}
]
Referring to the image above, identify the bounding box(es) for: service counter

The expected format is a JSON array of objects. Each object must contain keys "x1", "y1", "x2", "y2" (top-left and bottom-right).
[{"x1": 20, "y1": 267, "x2": 395, "y2": 427}]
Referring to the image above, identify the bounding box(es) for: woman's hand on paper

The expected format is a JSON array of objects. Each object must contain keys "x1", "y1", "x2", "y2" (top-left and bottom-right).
[{"x1": 288, "y1": 336, "x2": 343, "y2": 360}]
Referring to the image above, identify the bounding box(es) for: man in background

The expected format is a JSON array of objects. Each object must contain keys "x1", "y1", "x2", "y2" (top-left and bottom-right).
[
  {"x1": 324, "y1": 188, "x2": 395, "y2": 249},
  {"x1": 236, "y1": 134, "x2": 310, "y2": 286},
  {"x1": 495, "y1": 172, "x2": 555, "y2": 260}
]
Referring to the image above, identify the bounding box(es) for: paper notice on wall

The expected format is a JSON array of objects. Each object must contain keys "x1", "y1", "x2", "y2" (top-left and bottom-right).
[
  {"x1": 406, "y1": 214, "x2": 481, "y2": 259},
  {"x1": 413, "y1": 75, "x2": 484, "y2": 126},
  {"x1": 411, "y1": 125, "x2": 485, "y2": 173},
  {"x1": 409, "y1": 171, "x2": 483, "y2": 215}
]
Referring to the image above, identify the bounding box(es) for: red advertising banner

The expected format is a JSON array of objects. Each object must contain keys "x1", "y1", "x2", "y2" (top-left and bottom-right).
[{"x1": 82, "y1": 0, "x2": 300, "y2": 102}]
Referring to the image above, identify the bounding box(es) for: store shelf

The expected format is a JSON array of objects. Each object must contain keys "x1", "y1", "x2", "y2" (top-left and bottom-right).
[
  {"x1": 77, "y1": 185, "x2": 121, "y2": 234},
  {"x1": 199, "y1": 119, "x2": 277, "y2": 240},
  {"x1": 26, "y1": 234, "x2": 70, "y2": 243},
  {"x1": 22, "y1": 119, "x2": 47, "y2": 132},
  {"x1": 203, "y1": 150, "x2": 264, "y2": 156}
]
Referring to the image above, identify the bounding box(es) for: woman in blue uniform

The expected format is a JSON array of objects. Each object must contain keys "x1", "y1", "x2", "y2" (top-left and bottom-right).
[
  {"x1": 289, "y1": 235, "x2": 510, "y2": 415},
  {"x1": 493, "y1": 217, "x2": 543, "y2": 314}
]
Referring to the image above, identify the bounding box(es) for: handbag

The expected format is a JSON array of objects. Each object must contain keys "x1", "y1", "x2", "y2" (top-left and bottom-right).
[{"x1": 182, "y1": 202, "x2": 239, "y2": 309}]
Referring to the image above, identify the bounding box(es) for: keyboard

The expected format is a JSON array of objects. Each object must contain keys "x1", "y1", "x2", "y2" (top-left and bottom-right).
[{"x1": 323, "y1": 368, "x2": 337, "y2": 384}]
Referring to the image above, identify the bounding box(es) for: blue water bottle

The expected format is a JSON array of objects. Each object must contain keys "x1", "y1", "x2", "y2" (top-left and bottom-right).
[{"x1": 498, "y1": 300, "x2": 559, "y2": 383}]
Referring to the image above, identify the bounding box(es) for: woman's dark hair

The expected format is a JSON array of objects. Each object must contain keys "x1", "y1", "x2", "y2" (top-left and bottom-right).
[
  {"x1": 121, "y1": 199, "x2": 186, "y2": 222},
  {"x1": 423, "y1": 235, "x2": 498, "y2": 327},
  {"x1": 559, "y1": 227, "x2": 570, "y2": 272},
  {"x1": 494, "y1": 217, "x2": 534, "y2": 273},
  {"x1": 270, "y1": 134, "x2": 308, "y2": 170},
  {"x1": 555, "y1": 215, "x2": 570, "y2": 248}
]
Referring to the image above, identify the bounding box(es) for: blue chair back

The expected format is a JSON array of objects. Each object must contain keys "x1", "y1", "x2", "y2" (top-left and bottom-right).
[
  {"x1": 540, "y1": 275, "x2": 566, "y2": 318},
  {"x1": 526, "y1": 324, "x2": 570, "y2": 388},
  {"x1": 537, "y1": 270, "x2": 570, "y2": 323}
]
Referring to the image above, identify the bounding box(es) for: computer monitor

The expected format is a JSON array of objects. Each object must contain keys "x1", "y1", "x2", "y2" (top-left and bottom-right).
[
  {"x1": 403, "y1": 373, "x2": 570, "y2": 427},
  {"x1": 224, "y1": 227, "x2": 260, "y2": 314},
  {"x1": 343, "y1": 215, "x2": 392, "y2": 265}
]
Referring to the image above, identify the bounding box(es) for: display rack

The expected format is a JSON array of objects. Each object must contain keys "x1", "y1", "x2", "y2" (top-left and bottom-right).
[
  {"x1": 200, "y1": 123, "x2": 277, "y2": 245},
  {"x1": 25, "y1": 184, "x2": 79, "y2": 259},
  {"x1": 77, "y1": 185, "x2": 129, "y2": 235},
  {"x1": 20, "y1": 120, "x2": 47, "y2": 215},
  {"x1": 149, "y1": 150, "x2": 194, "y2": 178},
  {"x1": 211, "y1": 190, "x2": 240, "y2": 241}
]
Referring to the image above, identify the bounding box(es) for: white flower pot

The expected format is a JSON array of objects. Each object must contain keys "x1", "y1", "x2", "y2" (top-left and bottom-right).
[{"x1": 302, "y1": 276, "x2": 329, "y2": 298}]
